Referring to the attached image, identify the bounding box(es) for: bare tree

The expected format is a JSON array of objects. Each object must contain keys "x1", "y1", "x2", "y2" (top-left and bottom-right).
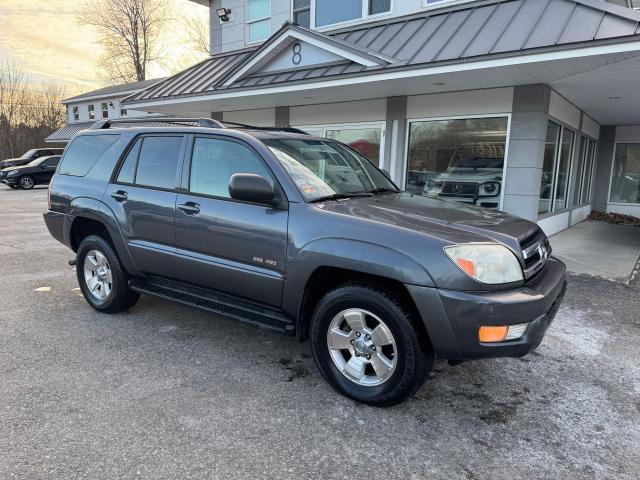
[
  {"x1": 78, "y1": 0, "x2": 170, "y2": 85},
  {"x1": 184, "y1": 14, "x2": 211, "y2": 56},
  {"x1": 0, "y1": 60, "x2": 67, "y2": 159}
]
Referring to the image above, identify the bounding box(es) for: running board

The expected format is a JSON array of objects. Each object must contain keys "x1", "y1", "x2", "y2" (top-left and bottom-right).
[{"x1": 129, "y1": 277, "x2": 295, "y2": 334}]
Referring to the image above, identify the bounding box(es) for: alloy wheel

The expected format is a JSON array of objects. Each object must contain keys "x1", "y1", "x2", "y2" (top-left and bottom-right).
[
  {"x1": 19, "y1": 176, "x2": 34, "y2": 189},
  {"x1": 83, "y1": 250, "x2": 113, "y2": 301},
  {"x1": 327, "y1": 308, "x2": 397, "y2": 386}
]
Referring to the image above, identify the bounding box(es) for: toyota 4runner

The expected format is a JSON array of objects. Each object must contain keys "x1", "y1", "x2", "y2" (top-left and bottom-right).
[{"x1": 44, "y1": 118, "x2": 567, "y2": 406}]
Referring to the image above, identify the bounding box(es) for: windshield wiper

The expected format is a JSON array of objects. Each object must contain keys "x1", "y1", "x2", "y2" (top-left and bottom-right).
[
  {"x1": 310, "y1": 192, "x2": 373, "y2": 203},
  {"x1": 368, "y1": 188, "x2": 399, "y2": 195}
]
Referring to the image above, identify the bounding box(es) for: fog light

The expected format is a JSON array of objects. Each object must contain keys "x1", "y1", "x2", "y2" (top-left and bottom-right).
[{"x1": 479, "y1": 323, "x2": 528, "y2": 343}]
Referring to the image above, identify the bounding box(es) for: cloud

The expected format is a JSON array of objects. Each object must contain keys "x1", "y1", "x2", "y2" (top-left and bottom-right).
[{"x1": 0, "y1": 0, "x2": 209, "y2": 88}]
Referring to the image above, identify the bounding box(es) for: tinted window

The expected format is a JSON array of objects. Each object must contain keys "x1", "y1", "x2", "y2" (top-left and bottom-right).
[
  {"x1": 58, "y1": 135, "x2": 120, "y2": 177},
  {"x1": 42, "y1": 157, "x2": 60, "y2": 167},
  {"x1": 135, "y1": 136, "x2": 183, "y2": 190},
  {"x1": 116, "y1": 139, "x2": 142, "y2": 184},
  {"x1": 190, "y1": 138, "x2": 272, "y2": 198}
]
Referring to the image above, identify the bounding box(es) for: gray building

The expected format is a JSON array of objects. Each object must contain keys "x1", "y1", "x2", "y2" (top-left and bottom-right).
[
  {"x1": 122, "y1": 0, "x2": 640, "y2": 235},
  {"x1": 46, "y1": 79, "x2": 164, "y2": 143}
]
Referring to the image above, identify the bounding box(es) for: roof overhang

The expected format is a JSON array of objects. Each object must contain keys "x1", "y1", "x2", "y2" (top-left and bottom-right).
[{"x1": 125, "y1": 40, "x2": 640, "y2": 125}]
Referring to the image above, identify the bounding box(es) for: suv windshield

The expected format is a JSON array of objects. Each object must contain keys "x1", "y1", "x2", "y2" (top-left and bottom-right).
[
  {"x1": 265, "y1": 138, "x2": 398, "y2": 202},
  {"x1": 20, "y1": 149, "x2": 37, "y2": 159}
]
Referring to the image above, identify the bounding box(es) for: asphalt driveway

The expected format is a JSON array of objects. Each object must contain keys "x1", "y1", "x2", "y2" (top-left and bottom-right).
[{"x1": 1, "y1": 187, "x2": 638, "y2": 480}]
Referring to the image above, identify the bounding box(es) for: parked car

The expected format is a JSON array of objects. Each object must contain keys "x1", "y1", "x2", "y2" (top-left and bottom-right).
[
  {"x1": 423, "y1": 145, "x2": 504, "y2": 208},
  {"x1": 0, "y1": 148, "x2": 64, "y2": 169},
  {"x1": 1, "y1": 155, "x2": 61, "y2": 189},
  {"x1": 43, "y1": 119, "x2": 567, "y2": 406}
]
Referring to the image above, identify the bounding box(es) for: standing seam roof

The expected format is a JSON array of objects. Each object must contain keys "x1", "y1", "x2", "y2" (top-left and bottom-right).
[{"x1": 123, "y1": 0, "x2": 640, "y2": 104}]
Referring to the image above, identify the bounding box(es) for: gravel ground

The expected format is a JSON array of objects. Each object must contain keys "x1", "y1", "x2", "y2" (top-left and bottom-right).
[{"x1": 1, "y1": 187, "x2": 639, "y2": 480}]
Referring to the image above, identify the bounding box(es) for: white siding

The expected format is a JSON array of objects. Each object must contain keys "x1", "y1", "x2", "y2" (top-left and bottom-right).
[
  {"x1": 406, "y1": 87, "x2": 514, "y2": 119},
  {"x1": 290, "y1": 99, "x2": 387, "y2": 125},
  {"x1": 223, "y1": 108, "x2": 276, "y2": 126},
  {"x1": 549, "y1": 91, "x2": 580, "y2": 129},
  {"x1": 582, "y1": 115, "x2": 600, "y2": 140}
]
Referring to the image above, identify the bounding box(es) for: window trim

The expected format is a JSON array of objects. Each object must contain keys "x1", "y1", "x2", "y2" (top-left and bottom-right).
[
  {"x1": 101, "y1": 102, "x2": 109, "y2": 119},
  {"x1": 181, "y1": 133, "x2": 288, "y2": 208},
  {"x1": 291, "y1": 121, "x2": 386, "y2": 168},
  {"x1": 246, "y1": 0, "x2": 272, "y2": 44},
  {"x1": 112, "y1": 133, "x2": 187, "y2": 193},
  {"x1": 292, "y1": 0, "x2": 394, "y2": 30},
  {"x1": 573, "y1": 135, "x2": 598, "y2": 206},
  {"x1": 607, "y1": 141, "x2": 640, "y2": 206},
  {"x1": 403, "y1": 113, "x2": 512, "y2": 210},
  {"x1": 88, "y1": 104, "x2": 95, "y2": 121},
  {"x1": 72, "y1": 106, "x2": 79, "y2": 122},
  {"x1": 422, "y1": 0, "x2": 477, "y2": 11}
]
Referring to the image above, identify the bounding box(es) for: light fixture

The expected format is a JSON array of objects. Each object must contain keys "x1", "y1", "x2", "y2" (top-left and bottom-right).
[{"x1": 217, "y1": 8, "x2": 231, "y2": 22}]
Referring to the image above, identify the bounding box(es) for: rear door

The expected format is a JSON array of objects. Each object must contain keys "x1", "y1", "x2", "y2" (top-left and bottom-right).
[
  {"x1": 37, "y1": 157, "x2": 60, "y2": 183},
  {"x1": 174, "y1": 135, "x2": 288, "y2": 306},
  {"x1": 104, "y1": 134, "x2": 186, "y2": 278}
]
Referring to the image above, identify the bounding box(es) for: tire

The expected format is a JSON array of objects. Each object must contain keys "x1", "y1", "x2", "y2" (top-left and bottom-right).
[
  {"x1": 310, "y1": 284, "x2": 432, "y2": 407},
  {"x1": 76, "y1": 235, "x2": 139, "y2": 313},
  {"x1": 18, "y1": 175, "x2": 35, "y2": 190}
]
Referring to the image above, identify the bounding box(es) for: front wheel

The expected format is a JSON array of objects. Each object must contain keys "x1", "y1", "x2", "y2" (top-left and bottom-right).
[
  {"x1": 310, "y1": 284, "x2": 432, "y2": 407},
  {"x1": 76, "y1": 235, "x2": 139, "y2": 313},
  {"x1": 18, "y1": 175, "x2": 35, "y2": 190}
]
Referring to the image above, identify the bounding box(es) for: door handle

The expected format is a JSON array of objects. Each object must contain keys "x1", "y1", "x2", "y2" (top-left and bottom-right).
[
  {"x1": 178, "y1": 202, "x2": 200, "y2": 215},
  {"x1": 111, "y1": 190, "x2": 128, "y2": 202}
]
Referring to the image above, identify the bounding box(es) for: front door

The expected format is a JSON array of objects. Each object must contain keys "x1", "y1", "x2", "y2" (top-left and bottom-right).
[
  {"x1": 36, "y1": 157, "x2": 60, "y2": 184},
  {"x1": 104, "y1": 134, "x2": 186, "y2": 278},
  {"x1": 174, "y1": 136, "x2": 288, "y2": 306}
]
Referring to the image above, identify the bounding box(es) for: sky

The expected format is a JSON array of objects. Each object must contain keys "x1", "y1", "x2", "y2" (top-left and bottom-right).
[{"x1": 0, "y1": 0, "x2": 209, "y2": 93}]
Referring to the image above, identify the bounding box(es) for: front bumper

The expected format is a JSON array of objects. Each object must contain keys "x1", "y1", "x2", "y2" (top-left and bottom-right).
[
  {"x1": 407, "y1": 258, "x2": 567, "y2": 361},
  {"x1": 1, "y1": 176, "x2": 18, "y2": 186}
]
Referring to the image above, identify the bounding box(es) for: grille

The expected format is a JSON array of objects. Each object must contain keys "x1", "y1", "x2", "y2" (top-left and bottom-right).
[
  {"x1": 439, "y1": 182, "x2": 479, "y2": 198},
  {"x1": 520, "y1": 230, "x2": 551, "y2": 279}
]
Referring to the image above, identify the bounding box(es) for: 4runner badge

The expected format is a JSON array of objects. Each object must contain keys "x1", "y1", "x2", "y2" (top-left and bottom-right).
[{"x1": 253, "y1": 256, "x2": 277, "y2": 267}]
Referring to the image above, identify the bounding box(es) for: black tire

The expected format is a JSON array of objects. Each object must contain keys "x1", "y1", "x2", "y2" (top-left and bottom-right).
[
  {"x1": 310, "y1": 284, "x2": 432, "y2": 407},
  {"x1": 18, "y1": 175, "x2": 35, "y2": 190},
  {"x1": 76, "y1": 235, "x2": 139, "y2": 313}
]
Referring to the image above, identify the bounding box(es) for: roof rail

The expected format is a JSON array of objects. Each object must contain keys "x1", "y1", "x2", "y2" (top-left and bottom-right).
[
  {"x1": 88, "y1": 117, "x2": 309, "y2": 135},
  {"x1": 221, "y1": 121, "x2": 309, "y2": 135},
  {"x1": 89, "y1": 117, "x2": 225, "y2": 130}
]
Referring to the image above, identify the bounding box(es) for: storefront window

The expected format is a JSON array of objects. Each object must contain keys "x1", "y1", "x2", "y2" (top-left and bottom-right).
[
  {"x1": 325, "y1": 127, "x2": 382, "y2": 167},
  {"x1": 539, "y1": 122, "x2": 577, "y2": 215},
  {"x1": 406, "y1": 117, "x2": 508, "y2": 209},
  {"x1": 295, "y1": 124, "x2": 384, "y2": 167},
  {"x1": 573, "y1": 136, "x2": 597, "y2": 206},
  {"x1": 610, "y1": 143, "x2": 640, "y2": 204}
]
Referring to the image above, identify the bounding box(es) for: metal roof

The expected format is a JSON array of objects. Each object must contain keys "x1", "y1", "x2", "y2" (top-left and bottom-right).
[
  {"x1": 123, "y1": 0, "x2": 640, "y2": 104},
  {"x1": 62, "y1": 78, "x2": 167, "y2": 104},
  {"x1": 44, "y1": 122, "x2": 95, "y2": 143}
]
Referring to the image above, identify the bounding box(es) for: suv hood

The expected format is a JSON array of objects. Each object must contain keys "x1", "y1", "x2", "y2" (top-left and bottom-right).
[{"x1": 316, "y1": 193, "x2": 539, "y2": 247}]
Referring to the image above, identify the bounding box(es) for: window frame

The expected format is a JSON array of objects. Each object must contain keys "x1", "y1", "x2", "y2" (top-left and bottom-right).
[
  {"x1": 608, "y1": 141, "x2": 640, "y2": 206},
  {"x1": 246, "y1": 0, "x2": 272, "y2": 44},
  {"x1": 573, "y1": 135, "x2": 598, "y2": 206},
  {"x1": 101, "y1": 102, "x2": 109, "y2": 119},
  {"x1": 181, "y1": 134, "x2": 287, "y2": 208},
  {"x1": 292, "y1": 0, "x2": 393, "y2": 30},
  {"x1": 88, "y1": 104, "x2": 95, "y2": 121},
  {"x1": 112, "y1": 133, "x2": 187, "y2": 193},
  {"x1": 403, "y1": 113, "x2": 512, "y2": 210},
  {"x1": 72, "y1": 106, "x2": 79, "y2": 122}
]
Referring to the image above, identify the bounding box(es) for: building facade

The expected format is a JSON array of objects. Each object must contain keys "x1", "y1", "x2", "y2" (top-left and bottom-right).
[
  {"x1": 122, "y1": 0, "x2": 640, "y2": 235},
  {"x1": 46, "y1": 79, "x2": 164, "y2": 143}
]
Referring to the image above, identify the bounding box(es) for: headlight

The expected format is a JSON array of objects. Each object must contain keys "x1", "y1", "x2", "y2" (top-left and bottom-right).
[
  {"x1": 444, "y1": 244, "x2": 523, "y2": 284},
  {"x1": 7, "y1": 170, "x2": 18, "y2": 177},
  {"x1": 479, "y1": 181, "x2": 501, "y2": 197}
]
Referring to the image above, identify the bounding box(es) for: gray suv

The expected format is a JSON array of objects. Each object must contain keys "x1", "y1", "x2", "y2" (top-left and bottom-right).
[{"x1": 44, "y1": 118, "x2": 567, "y2": 406}]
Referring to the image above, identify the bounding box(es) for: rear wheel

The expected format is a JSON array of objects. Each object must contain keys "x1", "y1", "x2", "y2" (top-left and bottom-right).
[
  {"x1": 19, "y1": 175, "x2": 34, "y2": 190},
  {"x1": 310, "y1": 284, "x2": 432, "y2": 406},
  {"x1": 76, "y1": 235, "x2": 139, "y2": 313}
]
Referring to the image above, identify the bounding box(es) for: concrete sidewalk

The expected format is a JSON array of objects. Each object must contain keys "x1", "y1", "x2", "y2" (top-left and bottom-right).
[{"x1": 550, "y1": 220, "x2": 640, "y2": 280}]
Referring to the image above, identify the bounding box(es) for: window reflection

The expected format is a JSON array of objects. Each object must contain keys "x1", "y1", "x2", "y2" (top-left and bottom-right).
[{"x1": 406, "y1": 117, "x2": 508, "y2": 209}]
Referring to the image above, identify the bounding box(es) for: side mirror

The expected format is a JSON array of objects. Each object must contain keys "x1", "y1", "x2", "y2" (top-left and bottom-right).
[{"x1": 229, "y1": 173, "x2": 276, "y2": 206}]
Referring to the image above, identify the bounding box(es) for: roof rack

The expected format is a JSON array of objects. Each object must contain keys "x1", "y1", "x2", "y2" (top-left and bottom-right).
[{"x1": 89, "y1": 117, "x2": 309, "y2": 135}]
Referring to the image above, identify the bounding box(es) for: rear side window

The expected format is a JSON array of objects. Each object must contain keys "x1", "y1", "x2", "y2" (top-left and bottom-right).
[
  {"x1": 116, "y1": 136, "x2": 183, "y2": 190},
  {"x1": 59, "y1": 135, "x2": 120, "y2": 177},
  {"x1": 189, "y1": 137, "x2": 272, "y2": 198}
]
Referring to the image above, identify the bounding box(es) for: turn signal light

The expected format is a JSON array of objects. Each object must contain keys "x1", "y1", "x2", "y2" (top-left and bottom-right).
[
  {"x1": 479, "y1": 326, "x2": 508, "y2": 343},
  {"x1": 479, "y1": 324, "x2": 528, "y2": 343},
  {"x1": 455, "y1": 258, "x2": 476, "y2": 277}
]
